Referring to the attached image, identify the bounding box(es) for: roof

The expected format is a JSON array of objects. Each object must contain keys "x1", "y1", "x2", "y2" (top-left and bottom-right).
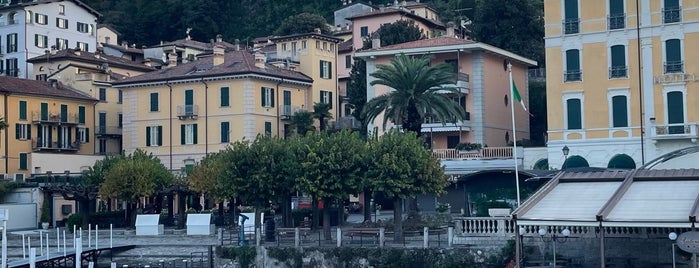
[
  {"x1": 97, "y1": 24, "x2": 121, "y2": 36},
  {"x1": 27, "y1": 49, "x2": 154, "y2": 72},
  {"x1": 355, "y1": 36, "x2": 537, "y2": 66},
  {"x1": 270, "y1": 32, "x2": 343, "y2": 44},
  {"x1": 149, "y1": 38, "x2": 238, "y2": 51},
  {"x1": 0, "y1": 76, "x2": 97, "y2": 102},
  {"x1": 114, "y1": 50, "x2": 313, "y2": 86},
  {"x1": 338, "y1": 39, "x2": 353, "y2": 52},
  {"x1": 101, "y1": 43, "x2": 144, "y2": 55},
  {"x1": 346, "y1": 6, "x2": 444, "y2": 29},
  {"x1": 0, "y1": 0, "x2": 101, "y2": 17}
]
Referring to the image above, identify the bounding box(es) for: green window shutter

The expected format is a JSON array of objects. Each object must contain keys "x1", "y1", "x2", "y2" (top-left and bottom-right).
[
  {"x1": 220, "y1": 87, "x2": 229, "y2": 107},
  {"x1": 667, "y1": 91, "x2": 684, "y2": 124},
  {"x1": 610, "y1": 0, "x2": 624, "y2": 15},
  {"x1": 319, "y1": 61, "x2": 323, "y2": 77},
  {"x1": 181, "y1": 124, "x2": 186, "y2": 145},
  {"x1": 60, "y1": 104, "x2": 68, "y2": 122},
  {"x1": 345, "y1": 55, "x2": 351, "y2": 69},
  {"x1": 68, "y1": 128, "x2": 72, "y2": 143},
  {"x1": 611, "y1": 45, "x2": 625, "y2": 67},
  {"x1": 15, "y1": 124, "x2": 20, "y2": 139},
  {"x1": 85, "y1": 128, "x2": 89, "y2": 143},
  {"x1": 75, "y1": 128, "x2": 79, "y2": 142},
  {"x1": 566, "y1": 49, "x2": 580, "y2": 70},
  {"x1": 157, "y1": 126, "x2": 162, "y2": 146},
  {"x1": 41, "y1": 102, "x2": 48, "y2": 120},
  {"x1": 58, "y1": 127, "x2": 62, "y2": 147},
  {"x1": 328, "y1": 62, "x2": 332, "y2": 79},
  {"x1": 37, "y1": 125, "x2": 42, "y2": 141},
  {"x1": 567, "y1": 98, "x2": 582, "y2": 130},
  {"x1": 665, "y1": 0, "x2": 679, "y2": 8},
  {"x1": 185, "y1": 89, "x2": 193, "y2": 105},
  {"x1": 665, "y1": 39, "x2": 681, "y2": 62},
  {"x1": 283, "y1": 90, "x2": 291, "y2": 106},
  {"x1": 612, "y1": 96, "x2": 628, "y2": 127},
  {"x1": 564, "y1": 0, "x2": 578, "y2": 19},
  {"x1": 146, "y1": 127, "x2": 151, "y2": 146},
  {"x1": 193, "y1": 124, "x2": 198, "y2": 144},
  {"x1": 27, "y1": 124, "x2": 31, "y2": 138},
  {"x1": 329, "y1": 92, "x2": 333, "y2": 109},
  {"x1": 265, "y1": 122, "x2": 272, "y2": 136},
  {"x1": 271, "y1": 88, "x2": 275, "y2": 107},
  {"x1": 221, "y1": 122, "x2": 229, "y2": 143},
  {"x1": 19, "y1": 153, "x2": 27, "y2": 170},
  {"x1": 118, "y1": 90, "x2": 122, "y2": 103},
  {"x1": 19, "y1": 100, "x2": 26, "y2": 120},
  {"x1": 150, "y1": 93, "x2": 158, "y2": 111},
  {"x1": 78, "y1": 106, "x2": 85, "y2": 123},
  {"x1": 261, "y1": 87, "x2": 265, "y2": 106}
]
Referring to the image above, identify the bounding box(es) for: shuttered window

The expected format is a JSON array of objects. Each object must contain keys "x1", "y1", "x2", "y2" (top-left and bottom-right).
[
  {"x1": 611, "y1": 95, "x2": 628, "y2": 127},
  {"x1": 150, "y1": 93, "x2": 159, "y2": 111},
  {"x1": 221, "y1": 122, "x2": 230, "y2": 143},
  {"x1": 567, "y1": 98, "x2": 582, "y2": 130},
  {"x1": 220, "y1": 87, "x2": 230, "y2": 107},
  {"x1": 19, "y1": 100, "x2": 26, "y2": 120}
]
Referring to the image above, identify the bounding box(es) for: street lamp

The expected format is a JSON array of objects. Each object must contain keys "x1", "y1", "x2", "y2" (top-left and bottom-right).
[
  {"x1": 519, "y1": 227, "x2": 527, "y2": 263},
  {"x1": 539, "y1": 228, "x2": 570, "y2": 267},
  {"x1": 669, "y1": 232, "x2": 677, "y2": 268},
  {"x1": 562, "y1": 146, "x2": 570, "y2": 159}
]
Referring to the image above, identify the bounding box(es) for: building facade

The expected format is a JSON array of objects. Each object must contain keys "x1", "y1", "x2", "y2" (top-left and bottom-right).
[
  {"x1": 0, "y1": 0, "x2": 100, "y2": 79},
  {"x1": 0, "y1": 76, "x2": 97, "y2": 177},
  {"x1": 544, "y1": 0, "x2": 699, "y2": 169}
]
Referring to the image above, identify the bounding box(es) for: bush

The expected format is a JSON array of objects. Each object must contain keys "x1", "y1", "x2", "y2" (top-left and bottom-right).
[
  {"x1": 455, "y1": 142, "x2": 482, "y2": 151},
  {"x1": 220, "y1": 246, "x2": 256, "y2": 268},
  {"x1": 89, "y1": 210, "x2": 128, "y2": 228},
  {"x1": 264, "y1": 247, "x2": 477, "y2": 267},
  {"x1": 40, "y1": 201, "x2": 50, "y2": 223},
  {"x1": 66, "y1": 214, "x2": 83, "y2": 233}
]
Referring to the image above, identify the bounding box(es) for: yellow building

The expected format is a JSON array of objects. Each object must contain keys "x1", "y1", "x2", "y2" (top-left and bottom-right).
[
  {"x1": 544, "y1": 0, "x2": 699, "y2": 169},
  {"x1": 0, "y1": 77, "x2": 97, "y2": 177},
  {"x1": 114, "y1": 48, "x2": 313, "y2": 171},
  {"x1": 28, "y1": 48, "x2": 156, "y2": 154}
]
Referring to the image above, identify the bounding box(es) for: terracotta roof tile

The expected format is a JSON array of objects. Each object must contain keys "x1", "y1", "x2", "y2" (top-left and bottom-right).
[
  {"x1": 338, "y1": 39, "x2": 354, "y2": 52},
  {"x1": 27, "y1": 49, "x2": 155, "y2": 72},
  {"x1": 360, "y1": 36, "x2": 475, "y2": 52},
  {"x1": 102, "y1": 43, "x2": 144, "y2": 54},
  {"x1": 0, "y1": 76, "x2": 97, "y2": 102}
]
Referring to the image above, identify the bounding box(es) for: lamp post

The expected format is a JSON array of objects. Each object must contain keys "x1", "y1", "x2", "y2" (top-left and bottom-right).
[
  {"x1": 539, "y1": 228, "x2": 570, "y2": 268},
  {"x1": 562, "y1": 146, "x2": 570, "y2": 159},
  {"x1": 519, "y1": 227, "x2": 527, "y2": 263},
  {"x1": 669, "y1": 232, "x2": 677, "y2": 268}
]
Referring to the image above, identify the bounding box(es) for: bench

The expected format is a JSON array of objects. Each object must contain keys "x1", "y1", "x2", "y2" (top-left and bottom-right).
[
  {"x1": 345, "y1": 228, "x2": 382, "y2": 243},
  {"x1": 276, "y1": 227, "x2": 311, "y2": 241}
]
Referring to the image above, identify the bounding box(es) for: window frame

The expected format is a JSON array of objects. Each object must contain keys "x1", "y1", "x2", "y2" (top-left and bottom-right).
[
  {"x1": 261, "y1": 87, "x2": 274, "y2": 108},
  {"x1": 563, "y1": 91, "x2": 584, "y2": 130},
  {"x1": 35, "y1": 13, "x2": 48, "y2": 25},
  {"x1": 56, "y1": 18, "x2": 68, "y2": 29},
  {"x1": 150, "y1": 92, "x2": 159, "y2": 112},
  {"x1": 607, "y1": 88, "x2": 630, "y2": 128}
]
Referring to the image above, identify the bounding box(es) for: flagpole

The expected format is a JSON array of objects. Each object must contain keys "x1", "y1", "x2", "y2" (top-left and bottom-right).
[{"x1": 508, "y1": 63, "x2": 521, "y2": 207}]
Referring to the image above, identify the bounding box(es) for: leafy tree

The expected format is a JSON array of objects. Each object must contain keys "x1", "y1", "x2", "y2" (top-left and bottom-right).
[
  {"x1": 528, "y1": 80, "x2": 547, "y2": 146},
  {"x1": 367, "y1": 131, "x2": 448, "y2": 241},
  {"x1": 290, "y1": 110, "x2": 315, "y2": 136},
  {"x1": 375, "y1": 20, "x2": 426, "y2": 46},
  {"x1": 100, "y1": 149, "x2": 174, "y2": 226},
  {"x1": 362, "y1": 54, "x2": 466, "y2": 137},
  {"x1": 312, "y1": 102, "x2": 333, "y2": 131},
  {"x1": 275, "y1": 12, "x2": 331, "y2": 36},
  {"x1": 0, "y1": 181, "x2": 18, "y2": 201},
  {"x1": 346, "y1": 57, "x2": 368, "y2": 137}
]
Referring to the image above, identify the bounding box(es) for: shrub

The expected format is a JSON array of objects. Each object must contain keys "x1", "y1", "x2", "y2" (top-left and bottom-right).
[
  {"x1": 220, "y1": 246, "x2": 256, "y2": 268},
  {"x1": 40, "y1": 201, "x2": 50, "y2": 223},
  {"x1": 455, "y1": 143, "x2": 482, "y2": 151},
  {"x1": 66, "y1": 214, "x2": 83, "y2": 233}
]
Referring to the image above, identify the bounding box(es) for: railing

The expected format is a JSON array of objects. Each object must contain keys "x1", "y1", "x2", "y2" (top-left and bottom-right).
[
  {"x1": 528, "y1": 67, "x2": 546, "y2": 79},
  {"x1": 453, "y1": 217, "x2": 516, "y2": 236},
  {"x1": 31, "y1": 111, "x2": 79, "y2": 124},
  {"x1": 96, "y1": 125, "x2": 122, "y2": 136},
  {"x1": 32, "y1": 138, "x2": 81, "y2": 151},
  {"x1": 331, "y1": 116, "x2": 361, "y2": 130},
  {"x1": 662, "y1": 6, "x2": 682, "y2": 24},
  {"x1": 664, "y1": 61, "x2": 684, "y2": 74},
  {"x1": 607, "y1": 13, "x2": 626, "y2": 30},
  {"x1": 651, "y1": 123, "x2": 698, "y2": 139},
  {"x1": 564, "y1": 69, "x2": 582, "y2": 82},
  {"x1": 608, "y1": 66, "x2": 628, "y2": 78},
  {"x1": 432, "y1": 147, "x2": 513, "y2": 160},
  {"x1": 563, "y1": 18, "x2": 580, "y2": 34},
  {"x1": 176, "y1": 105, "x2": 198, "y2": 118},
  {"x1": 281, "y1": 105, "x2": 305, "y2": 119}
]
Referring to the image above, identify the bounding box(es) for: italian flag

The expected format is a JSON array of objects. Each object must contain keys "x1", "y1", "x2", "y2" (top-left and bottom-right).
[{"x1": 511, "y1": 81, "x2": 527, "y2": 111}]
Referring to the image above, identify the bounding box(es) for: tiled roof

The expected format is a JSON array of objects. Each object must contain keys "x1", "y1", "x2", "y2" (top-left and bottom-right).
[
  {"x1": 102, "y1": 43, "x2": 144, "y2": 54},
  {"x1": 338, "y1": 39, "x2": 354, "y2": 52},
  {"x1": 114, "y1": 50, "x2": 313, "y2": 85},
  {"x1": 346, "y1": 7, "x2": 444, "y2": 28},
  {"x1": 149, "y1": 38, "x2": 238, "y2": 51},
  {"x1": 0, "y1": 76, "x2": 97, "y2": 102},
  {"x1": 360, "y1": 36, "x2": 475, "y2": 52},
  {"x1": 0, "y1": 0, "x2": 101, "y2": 17},
  {"x1": 27, "y1": 49, "x2": 155, "y2": 72}
]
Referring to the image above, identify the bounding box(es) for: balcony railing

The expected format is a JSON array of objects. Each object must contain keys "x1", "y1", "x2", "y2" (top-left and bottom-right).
[
  {"x1": 95, "y1": 125, "x2": 122, "y2": 136},
  {"x1": 564, "y1": 69, "x2": 582, "y2": 82},
  {"x1": 607, "y1": 13, "x2": 626, "y2": 30},
  {"x1": 563, "y1": 18, "x2": 580, "y2": 34},
  {"x1": 176, "y1": 105, "x2": 199, "y2": 119},
  {"x1": 651, "y1": 123, "x2": 698, "y2": 140},
  {"x1": 280, "y1": 105, "x2": 306, "y2": 119},
  {"x1": 663, "y1": 6, "x2": 682, "y2": 24},
  {"x1": 31, "y1": 111, "x2": 79, "y2": 124},
  {"x1": 608, "y1": 66, "x2": 628, "y2": 78},
  {"x1": 331, "y1": 116, "x2": 361, "y2": 130},
  {"x1": 432, "y1": 147, "x2": 513, "y2": 160},
  {"x1": 664, "y1": 61, "x2": 683, "y2": 74},
  {"x1": 32, "y1": 138, "x2": 81, "y2": 151}
]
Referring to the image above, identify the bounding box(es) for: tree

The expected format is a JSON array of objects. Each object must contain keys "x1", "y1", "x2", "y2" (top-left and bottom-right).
[
  {"x1": 528, "y1": 80, "x2": 547, "y2": 146},
  {"x1": 471, "y1": 0, "x2": 544, "y2": 65},
  {"x1": 375, "y1": 20, "x2": 425, "y2": 46},
  {"x1": 0, "y1": 117, "x2": 7, "y2": 130},
  {"x1": 275, "y1": 12, "x2": 331, "y2": 36},
  {"x1": 366, "y1": 131, "x2": 448, "y2": 241},
  {"x1": 100, "y1": 149, "x2": 174, "y2": 226},
  {"x1": 346, "y1": 57, "x2": 368, "y2": 137},
  {"x1": 290, "y1": 110, "x2": 315, "y2": 136},
  {"x1": 312, "y1": 102, "x2": 333, "y2": 131},
  {"x1": 362, "y1": 54, "x2": 466, "y2": 137}
]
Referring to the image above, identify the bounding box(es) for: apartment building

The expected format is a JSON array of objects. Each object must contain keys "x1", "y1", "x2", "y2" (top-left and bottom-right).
[
  {"x1": 544, "y1": 0, "x2": 699, "y2": 169},
  {"x1": 0, "y1": 0, "x2": 99, "y2": 79}
]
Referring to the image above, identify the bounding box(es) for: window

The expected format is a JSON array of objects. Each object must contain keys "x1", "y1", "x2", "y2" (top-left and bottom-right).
[
  {"x1": 36, "y1": 74, "x2": 47, "y2": 81},
  {"x1": 664, "y1": 39, "x2": 683, "y2": 73},
  {"x1": 19, "y1": 153, "x2": 27, "y2": 170},
  {"x1": 118, "y1": 113, "x2": 122, "y2": 128},
  {"x1": 291, "y1": 42, "x2": 297, "y2": 56},
  {"x1": 563, "y1": 0, "x2": 579, "y2": 34},
  {"x1": 98, "y1": 88, "x2": 107, "y2": 101},
  {"x1": 7, "y1": 33, "x2": 18, "y2": 53},
  {"x1": 609, "y1": 45, "x2": 627, "y2": 78},
  {"x1": 667, "y1": 91, "x2": 685, "y2": 134},
  {"x1": 345, "y1": 55, "x2": 352, "y2": 69},
  {"x1": 5, "y1": 58, "x2": 18, "y2": 77},
  {"x1": 564, "y1": 49, "x2": 581, "y2": 82},
  {"x1": 320, "y1": 90, "x2": 333, "y2": 108},
  {"x1": 663, "y1": 0, "x2": 681, "y2": 23},
  {"x1": 19, "y1": 100, "x2": 27, "y2": 120},
  {"x1": 77, "y1": 42, "x2": 89, "y2": 52},
  {"x1": 56, "y1": 18, "x2": 68, "y2": 29},
  {"x1": 316, "y1": 41, "x2": 320, "y2": 49},
  {"x1": 611, "y1": 95, "x2": 628, "y2": 127},
  {"x1": 99, "y1": 140, "x2": 106, "y2": 154},
  {"x1": 264, "y1": 122, "x2": 272, "y2": 137},
  {"x1": 60, "y1": 104, "x2": 68, "y2": 122},
  {"x1": 220, "y1": 87, "x2": 230, "y2": 107},
  {"x1": 323, "y1": 42, "x2": 327, "y2": 51},
  {"x1": 566, "y1": 98, "x2": 582, "y2": 130},
  {"x1": 59, "y1": 4, "x2": 65, "y2": 15},
  {"x1": 330, "y1": 44, "x2": 334, "y2": 52},
  {"x1": 76, "y1": 127, "x2": 89, "y2": 143},
  {"x1": 360, "y1": 26, "x2": 369, "y2": 37},
  {"x1": 320, "y1": 60, "x2": 332, "y2": 79},
  {"x1": 445, "y1": 59, "x2": 459, "y2": 73},
  {"x1": 150, "y1": 93, "x2": 159, "y2": 111},
  {"x1": 181, "y1": 124, "x2": 198, "y2": 145},
  {"x1": 302, "y1": 40, "x2": 307, "y2": 49},
  {"x1": 118, "y1": 90, "x2": 123, "y2": 103},
  {"x1": 220, "y1": 122, "x2": 230, "y2": 143},
  {"x1": 35, "y1": 13, "x2": 48, "y2": 25},
  {"x1": 146, "y1": 126, "x2": 162, "y2": 146},
  {"x1": 282, "y1": 43, "x2": 287, "y2": 51},
  {"x1": 40, "y1": 102, "x2": 48, "y2": 120},
  {"x1": 77, "y1": 22, "x2": 89, "y2": 33},
  {"x1": 8, "y1": 12, "x2": 18, "y2": 25},
  {"x1": 15, "y1": 123, "x2": 30, "y2": 140},
  {"x1": 25, "y1": 10, "x2": 32, "y2": 24},
  {"x1": 608, "y1": 0, "x2": 625, "y2": 30},
  {"x1": 35, "y1": 34, "x2": 48, "y2": 48},
  {"x1": 55, "y1": 38, "x2": 68, "y2": 49},
  {"x1": 261, "y1": 87, "x2": 274, "y2": 107},
  {"x1": 78, "y1": 106, "x2": 85, "y2": 124},
  {"x1": 446, "y1": 136, "x2": 460, "y2": 149}
]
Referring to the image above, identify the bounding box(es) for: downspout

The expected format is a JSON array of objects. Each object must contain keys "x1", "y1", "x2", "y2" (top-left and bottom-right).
[
  {"x1": 635, "y1": 0, "x2": 645, "y2": 164},
  {"x1": 166, "y1": 81, "x2": 173, "y2": 171},
  {"x1": 201, "y1": 79, "x2": 209, "y2": 155},
  {"x1": 275, "y1": 78, "x2": 284, "y2": 137},
  {"x1": 3, "y1": 92, "x2": 9, "y2": 173}
]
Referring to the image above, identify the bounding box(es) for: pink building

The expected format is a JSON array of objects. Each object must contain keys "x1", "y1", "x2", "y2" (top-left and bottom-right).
[{"x1": 354, "y1": 36, "x2": 537, "y2": 149}]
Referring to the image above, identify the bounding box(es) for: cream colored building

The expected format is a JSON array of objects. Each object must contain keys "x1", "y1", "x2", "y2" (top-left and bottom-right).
[{"x1": 544, "y1": 0, "x2": 699, "y2": 169}]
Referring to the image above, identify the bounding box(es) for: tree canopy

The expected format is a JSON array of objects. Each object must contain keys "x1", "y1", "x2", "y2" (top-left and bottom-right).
[
  {"x1": 100, "y1": 149, "x2": 174, "y2": 201},
  {"x1": 375, "y1": 20, "x2": 426, "y2": 46},
  {"x1": 275, "y1": 13, "x2": 332, "y2": 35}
]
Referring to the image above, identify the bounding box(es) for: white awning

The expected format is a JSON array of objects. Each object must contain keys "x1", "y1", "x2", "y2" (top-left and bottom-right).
[
  {"x1": 605, "y1": 180, "x2": 699, "y2": 223},
  {"x1": 518, "y1": 181, "x2": 621, "y2": 222}
]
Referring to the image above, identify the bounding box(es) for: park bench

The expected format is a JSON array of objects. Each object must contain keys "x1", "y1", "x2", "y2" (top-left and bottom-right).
[
  {"x1": 345, "y1": 228, "x2": 381, "y2": 244},
  {"x1": 276, "y1": 227, "x2": 311, "y2": 241}
]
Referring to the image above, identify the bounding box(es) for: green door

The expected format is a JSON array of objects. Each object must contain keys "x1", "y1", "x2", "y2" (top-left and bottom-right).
[
  {"x1": 60, "y1": 104, "x2": 68, "y2": 122},
  {"x1": 41, "y1": 102, "x2": 48, "y2": 120},
  {"x1": 185, "y1": 89, "x2": 194, "y2": 114},
  {"x1": 667, "y1": 91, "x2": 684, "y2": 134}
]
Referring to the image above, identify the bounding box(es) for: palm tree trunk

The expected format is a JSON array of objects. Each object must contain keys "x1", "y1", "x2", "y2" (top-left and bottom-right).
[{"x1": 393, "y1": 198, "x2": 403, "y2": 242}]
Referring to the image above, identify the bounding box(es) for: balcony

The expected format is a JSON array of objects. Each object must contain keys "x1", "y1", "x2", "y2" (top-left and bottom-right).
[
  {"x1": 31, "y1": 111, "x2": 79, "y2": 125},
  {"x1": 331, "y1": 116, "x2": 361, "y2": 130},
  {"x1": 432, "y1": 147, "x2": 514, "y2": 160},
  {"x1": 32, "y1": 138, "x2": 81, "y2": 152},
  {"x1": 650, "y1": 123, "x2": 698, "y2": 142},
  {"x1": 422, "y1": 114, "x2": 470, "y2": 133},
  {"x1": 563, "y1": 18, "x2": 580, "y2": 34},
  {"x1": 663, "y1": 6, "x2": 682, "y2": 24},
  {"x1": 608, "y1": 66, "x2": 628, "y2": 79},
  {"x1": 607, "y1": 14, "x2": 626, "y2": 30},
  {"x1": 564, "y1": 69, "x2": 582, "y2": 82},
  {"x1": 664, "y1": 61, "x2": 683, "y2": 74},
  {"x1": 280, "y1": 105, "x2": 306, "y2": 120},
  {"x1": 438, "y1": 72, "x2": 470, "y2": 94},
  {"x1": 176, "y1": 105, "x2": 198, "y2": 119},
  {"x1": 95, "y1": 125, "x2": 122, "y2": 138}
]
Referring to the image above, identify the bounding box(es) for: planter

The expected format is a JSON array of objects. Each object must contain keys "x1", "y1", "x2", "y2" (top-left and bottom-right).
[
  {"x1": 41, "y1": 222, "x2": 49, "y2": 230},
  {"x1": 488, "y1": 208, "x2": 512, "y2": 217}
]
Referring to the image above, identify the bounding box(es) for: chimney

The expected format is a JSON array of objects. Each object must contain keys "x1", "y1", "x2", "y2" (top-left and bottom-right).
[
  {"x1": 216, "y1": 34, "x2": 223, "y2": 43},
  {"x1": 121, "y1": 41, "x2": 128, "y2": 48},
  {"x1": 49, "y1": 79, "x2": 58, "y2": 88},
  {"x1": 235, "y1": 39, "x2": 240, "y2": 51},
  {"x1": 74, "y1": 47, "x2": 81, "y2": 56},
  {"x1": 50, "y1": 46, "x2": 57, "y2": 55},
  {"x1": 254, "y1": 51, "x2": 266, "y2": 69},
  {"x1": 213, "y1": 45, "x2": 225, "y2": 66},
  {"x1": 446, "y1": 22, "x2": 455, "y2": 37},
  {"x1": 314, "y1": 28, "x2": 322, "y2": 34},
  {"x1": 167, "y1": 51, "x2": 177, "y2": 68},
  {"x1": 371, "y1": 32, "x2": 381, "y2": 49}
]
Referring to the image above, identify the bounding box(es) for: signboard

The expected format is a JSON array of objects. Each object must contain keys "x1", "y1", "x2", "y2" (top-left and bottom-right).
[{"x1": 677, "y1": 231, "x2": 699, "y2": 254}]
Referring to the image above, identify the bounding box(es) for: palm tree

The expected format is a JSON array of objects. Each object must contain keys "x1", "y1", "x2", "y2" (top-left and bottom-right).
[
  {"x1": 0, "y1": 117, "x2": 7, "y2": 130},
  {"x1": 290, "y1": 110, "x2": 315, "y2": 136},
  {"x1": 312, "y1": 102, "x2": 333, "y2": 131},
  {"x1": 362, "y1": 54, "x2": 466, "y2": 137}
]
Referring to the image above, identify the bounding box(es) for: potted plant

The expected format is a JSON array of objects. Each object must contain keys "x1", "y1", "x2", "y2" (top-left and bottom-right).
[
  {"x1": 40, "y1": 201, "x2": 50, "y2": 229},
  {"x1": 456, "y1": 142, "x2": 482, "y2": 153}
]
